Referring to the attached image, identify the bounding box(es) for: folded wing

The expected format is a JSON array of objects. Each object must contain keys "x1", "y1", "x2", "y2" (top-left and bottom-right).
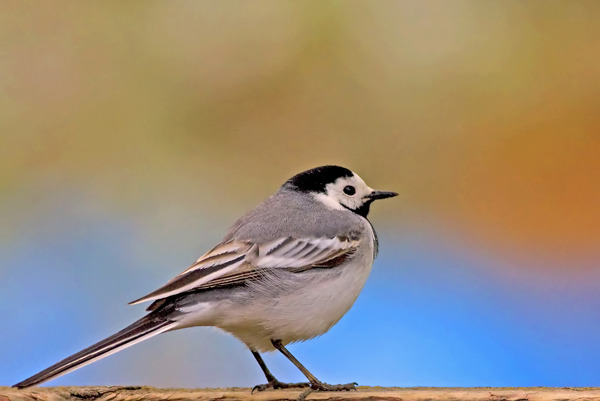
[{"x1": 130, "y1": 235, "x2": 360, "y2": 305}]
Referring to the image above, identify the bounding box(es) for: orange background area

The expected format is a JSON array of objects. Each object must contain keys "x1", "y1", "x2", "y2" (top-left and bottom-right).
[{"x1": 2, "y1": 1, "x2": 599, "y2": 268}]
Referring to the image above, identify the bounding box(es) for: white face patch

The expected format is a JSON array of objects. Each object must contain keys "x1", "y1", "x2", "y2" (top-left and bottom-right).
[{"x1": 313, "y1": 173, "x2": 374, "y2": 212}]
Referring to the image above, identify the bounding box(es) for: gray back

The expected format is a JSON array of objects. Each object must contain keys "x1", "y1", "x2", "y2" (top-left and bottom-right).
[{"x1": 223, "y1": 187, "x2": 365, "y2": 242}]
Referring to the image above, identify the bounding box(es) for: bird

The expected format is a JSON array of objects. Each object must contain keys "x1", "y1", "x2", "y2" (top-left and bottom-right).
[{"x1": 13, "y1": 165, "x2": 397, "y2": 395}]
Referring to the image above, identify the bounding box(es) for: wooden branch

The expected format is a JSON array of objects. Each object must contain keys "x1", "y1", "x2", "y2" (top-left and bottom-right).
[{"x1": 1, "y1": 386, "x2": 599, "y2": 401}]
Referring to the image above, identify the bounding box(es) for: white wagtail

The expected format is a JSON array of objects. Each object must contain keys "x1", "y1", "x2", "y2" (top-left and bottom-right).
[{"x1": 14, "y1": 165, "x2": 397, "y2": 394}]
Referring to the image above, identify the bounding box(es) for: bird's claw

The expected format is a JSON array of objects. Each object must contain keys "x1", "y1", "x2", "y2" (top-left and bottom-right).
[
  {"x1": 252, "y1": 378, "x2": 357, "y2": 401},
  {"x1": 310, "y1": 381, "x2": 358, "y2": 391},
  {"x1": 296, "y1": 381, "x2": 358, "y2": 401},
  {"x1": 252, "y1": 380, "x2": 310, "y2": 393}
]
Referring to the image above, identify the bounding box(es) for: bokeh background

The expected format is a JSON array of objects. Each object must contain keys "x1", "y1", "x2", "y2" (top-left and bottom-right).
[{"x1": 2, "y1": 1, "x2": 599, "y2": 388}]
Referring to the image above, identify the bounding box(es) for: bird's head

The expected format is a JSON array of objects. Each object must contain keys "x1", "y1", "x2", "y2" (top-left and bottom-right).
[{"x1": 283, "y1": 165, "x2": 397, "y2": 217}]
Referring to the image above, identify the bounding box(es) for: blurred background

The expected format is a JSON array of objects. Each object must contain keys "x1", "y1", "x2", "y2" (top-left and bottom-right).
[{"x1": 2, "y1": 0, "x2": 599, "y2": 388}]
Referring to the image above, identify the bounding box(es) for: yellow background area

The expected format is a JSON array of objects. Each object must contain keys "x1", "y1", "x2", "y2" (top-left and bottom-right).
[{"x1": 2, "y1": 1, "x2": 599, "y2": 268}]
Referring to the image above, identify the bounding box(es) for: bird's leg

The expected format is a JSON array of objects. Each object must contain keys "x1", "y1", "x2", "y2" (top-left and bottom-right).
[
  {"x1": 251, "y1": 350, "x2": 310, "y2": 393},
  {"x1": 270, "y1": 339, "x2": 357, "y2": 395}
]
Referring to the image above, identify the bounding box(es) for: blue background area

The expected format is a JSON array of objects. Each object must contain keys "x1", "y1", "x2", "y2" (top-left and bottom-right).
[{"x1": 2, "y1": 201, "x2": 599, "y2": 387}]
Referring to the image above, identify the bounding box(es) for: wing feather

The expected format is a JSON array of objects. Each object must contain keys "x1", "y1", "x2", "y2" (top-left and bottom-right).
[
  {"x1": 130, "y1": 235, "x2": 360, "y2": 305},
  {"x1": 129, "y1": 241, "x2": 254, "y2": 304}
]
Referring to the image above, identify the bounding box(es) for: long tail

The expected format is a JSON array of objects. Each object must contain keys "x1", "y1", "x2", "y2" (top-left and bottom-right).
[{"x1": 13, "y1": 314, "x2": 178, "y2": 388}]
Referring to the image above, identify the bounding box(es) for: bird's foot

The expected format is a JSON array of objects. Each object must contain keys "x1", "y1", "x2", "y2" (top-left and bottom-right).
[
  {"x1": 310, "y1": 381, "x2": 357, "y2": 391},
  {"x1": 297, "y1": 381, "x2": 358, "y2": 401},
  {"x1": 252, "y1": 379, "x2": 310, "y2": 393}
]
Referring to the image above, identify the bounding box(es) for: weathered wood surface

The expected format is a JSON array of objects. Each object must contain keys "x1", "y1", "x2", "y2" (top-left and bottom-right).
[{"x1": 2, "y1": 386, "x2": 600, "y2": 401}]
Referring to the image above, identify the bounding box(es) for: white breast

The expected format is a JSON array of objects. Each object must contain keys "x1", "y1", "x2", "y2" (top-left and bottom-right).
[{"x1": 214, "y1": 220, "x2": 376, "y2": 352}]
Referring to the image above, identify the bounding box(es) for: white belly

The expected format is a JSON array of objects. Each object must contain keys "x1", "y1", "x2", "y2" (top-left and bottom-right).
[
  {"x1": 214, "y1": 244, "x2": 374, "y2": 352},
  {"x1": 174, "y1": 220, "x2": 377, "y2": 352}
]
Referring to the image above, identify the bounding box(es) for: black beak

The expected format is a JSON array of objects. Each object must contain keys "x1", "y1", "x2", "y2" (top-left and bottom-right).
[{"x1": 368, "y1": 190, "x2": 398, "y2": 201}]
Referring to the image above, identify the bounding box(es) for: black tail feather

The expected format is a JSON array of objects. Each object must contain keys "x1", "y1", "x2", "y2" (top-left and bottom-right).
[{"x1": 13, "y1": 314, "x2": 176, "y2": 389}]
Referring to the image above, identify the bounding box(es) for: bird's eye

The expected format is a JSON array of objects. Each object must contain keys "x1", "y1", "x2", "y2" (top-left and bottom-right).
[{"x1": 343, "y1": 185, "x2": 356, "y2": 196}]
